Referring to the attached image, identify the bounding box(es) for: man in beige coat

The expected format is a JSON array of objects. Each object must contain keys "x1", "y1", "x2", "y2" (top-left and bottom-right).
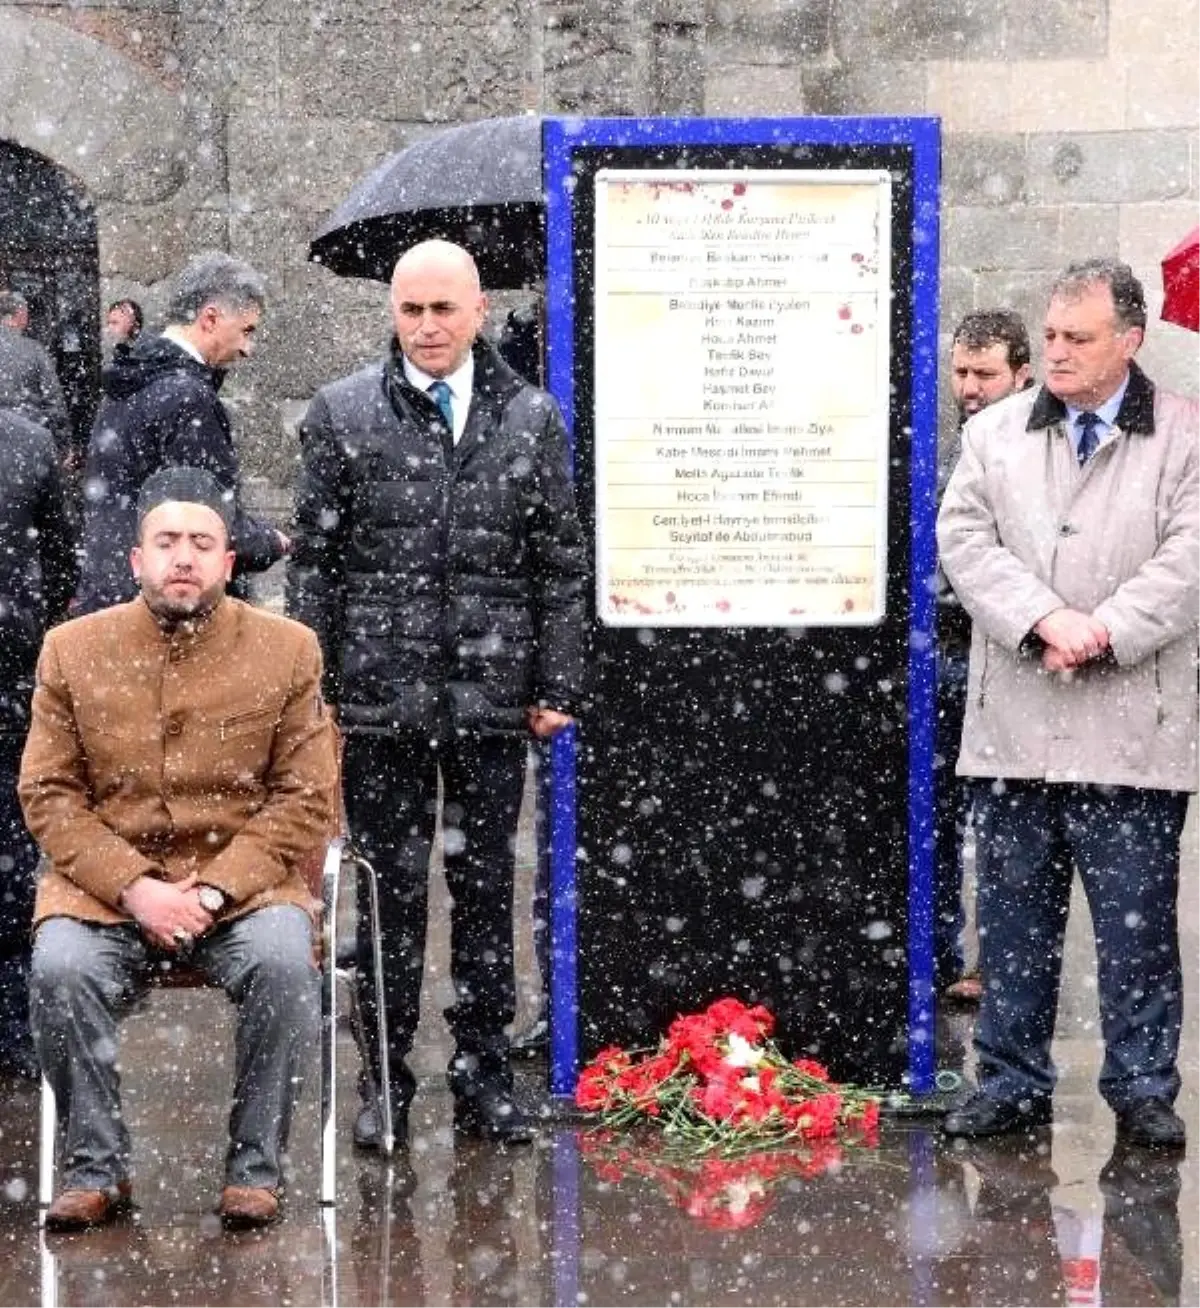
[
  {"x1": 937, "y1": 258, "x2": 1197, "y2": 1149},
  {"x1": 20, "y1": 465, "x2": 337, "y2": 1230}
]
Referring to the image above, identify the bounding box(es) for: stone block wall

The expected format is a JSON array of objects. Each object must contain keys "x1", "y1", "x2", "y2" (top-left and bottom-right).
[
  {"x1": 0, "y1": 0, "x2": 1195, "y2": 503},
  {"x1": 765, "y1": 0, "x2": 1196, "y2": 399},
  {"x1": 699, "y1": 0, "x2": 1198, "y2": 427}
]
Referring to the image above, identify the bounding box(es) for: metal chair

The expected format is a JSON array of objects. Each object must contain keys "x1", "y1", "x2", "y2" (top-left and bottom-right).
[
  {"x1": 323, "y1": 839, "x2": 399, "y2": 1163},
  {"x1": 37, "y1": 837, "x2": 394, "y2": 1221}
]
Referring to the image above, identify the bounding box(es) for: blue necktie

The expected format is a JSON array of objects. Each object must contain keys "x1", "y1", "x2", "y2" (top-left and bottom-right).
[
  {"x1": 1076, "y1": 411, "x2": 1101, "y2": 465},
  {"x1": 428, "y1": 380, "x2": 454, "y2": 432}
]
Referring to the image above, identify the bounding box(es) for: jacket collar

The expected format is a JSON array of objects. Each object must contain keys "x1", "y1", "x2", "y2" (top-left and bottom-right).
[
  {"x1": 387, "y1": 337, "x2": 525, "y2": 402},
  {"x1": 102, "y1": 333, "x2": 225, "y2": 401},
  {"x1": 1026, "y1": 360, "x2": 1156, "y2": 435},
  {"x1": 385, "y1": 336, "x2": 528, "y2": 449},
  {"x1": 131, "y1": 592, "x2": 236, "y2": 653}
]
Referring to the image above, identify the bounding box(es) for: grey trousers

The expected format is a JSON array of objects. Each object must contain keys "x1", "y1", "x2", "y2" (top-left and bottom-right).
[{"x1": 30, "y1": 906, "x2": 318, "y2": 1192}]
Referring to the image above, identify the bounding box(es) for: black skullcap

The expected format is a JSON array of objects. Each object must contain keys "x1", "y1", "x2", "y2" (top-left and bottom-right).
[{"x1": 136, "y1": 465, "x2": 235, "y2": 536}]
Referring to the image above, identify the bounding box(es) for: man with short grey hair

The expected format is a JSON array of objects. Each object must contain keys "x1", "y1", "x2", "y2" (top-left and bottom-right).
[
  {"x1": 162, "y1": 251, "x2": 267, "y2": 328},
  {"x1": 0, "y1": 290, "x2": 71, "y2": 456},
  {"x1": 75, "y1": 252, "x2": 289, "y2": 615}
]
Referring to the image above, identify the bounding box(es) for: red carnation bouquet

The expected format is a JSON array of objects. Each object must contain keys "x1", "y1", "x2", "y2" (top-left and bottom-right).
[{"x1": 575, "y1": 996, "x2": 880, "y2": 1154}]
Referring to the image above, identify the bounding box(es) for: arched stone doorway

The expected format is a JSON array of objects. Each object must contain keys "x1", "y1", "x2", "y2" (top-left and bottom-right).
[
  {"x1": 0, "y1": 8, "x2": 196, "y2": 463},
  {"x1": 0, "y1": 142, "x2": 100, "y2": 458}
]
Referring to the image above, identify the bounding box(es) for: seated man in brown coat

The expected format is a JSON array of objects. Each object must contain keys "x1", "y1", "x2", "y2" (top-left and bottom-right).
[{"x1": 19, "y1": 465, "x2": 337, "y2": 1231}]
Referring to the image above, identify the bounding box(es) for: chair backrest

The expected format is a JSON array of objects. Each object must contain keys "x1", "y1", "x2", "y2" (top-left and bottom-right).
[{"x1": 296, "y1": 711, "x2": 345, "y2": 901}]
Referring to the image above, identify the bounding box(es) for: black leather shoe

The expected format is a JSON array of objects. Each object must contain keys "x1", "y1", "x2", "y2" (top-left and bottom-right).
[
  {"x1": 509, "y1": 1017, "x2": 549, "y2": 1060},
  {"x1": 942, "y1": 1090, "x2": 1052, "y2": 1138},
  {"x1": 453, "y1": 1081, "x2": 535, "y2": 1144},
  {"x1": 1115, "y1": 1098, "x2": 1186, "y2": 1151},
  {"x1": 353, "y1": 1098, "x2": 408, "y2": 1151}
]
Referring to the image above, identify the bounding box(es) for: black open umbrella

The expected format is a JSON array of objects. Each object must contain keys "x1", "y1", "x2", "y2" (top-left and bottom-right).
[{"x1": 309, "y1": 115, "x2": 544, "y2": 289}]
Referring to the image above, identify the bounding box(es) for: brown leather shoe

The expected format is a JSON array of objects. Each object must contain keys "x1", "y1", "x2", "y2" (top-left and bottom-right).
[
  {"x1": 45, "y1": 1182, "x2": 133, "y2": 1231},
  {"x1": 218, "y1": 1185, "x2": 280, "y2": 1229}
]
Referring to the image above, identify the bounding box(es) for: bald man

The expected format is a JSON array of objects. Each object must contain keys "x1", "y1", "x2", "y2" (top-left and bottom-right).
[{"x1": 287, "y1": 240, "x2": 586, "y2": 1148}]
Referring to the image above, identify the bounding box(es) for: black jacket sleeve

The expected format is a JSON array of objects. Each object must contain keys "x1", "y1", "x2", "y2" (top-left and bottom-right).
[
  {"x1": 285, "y1": 392, "x2": 350, "y2": 705},
  {"x1": 526, "y1": 395, "x2": 588, "y2": 715},
  {"x1": 161, "y1": 385, "x2": 285, "y2": 575},
  {"x1": 228, "y1": 506, "x2": 287, "y2": 575},
  {"x1": 35, "y1": 449, "x2": 77, "y2": 625}
]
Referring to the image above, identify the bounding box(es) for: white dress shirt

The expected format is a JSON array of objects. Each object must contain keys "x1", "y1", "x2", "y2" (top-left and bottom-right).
[
  {"x1": 161, "y1": 326, "x2": 206, "y2": 365},
  {"x1": 403, "y1": 352, "x2": 474, "y2": 444}
]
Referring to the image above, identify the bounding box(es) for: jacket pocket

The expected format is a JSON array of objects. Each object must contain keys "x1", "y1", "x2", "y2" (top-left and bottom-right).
[
  {"x1": 219, "y1": 706, "x2": 278, "y2": 740},
  {"x1": 1154, "y1": 652, "x2": 1165, "y2": 726},
  {"x1": 446, "y1": 682, "x2": 526, "y2": 735},
  {"x1": 975, "y1": 639, "x2": 993, "y2": 708},
  {"x1": 341, "y1": 603, "x2": 399, "y2": 704}
]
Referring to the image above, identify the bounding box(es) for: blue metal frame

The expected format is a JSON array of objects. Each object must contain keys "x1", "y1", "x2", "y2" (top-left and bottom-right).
[
  {"x1": 546, "y1": 726, "x2": 579, "y2": 1096},
  {"x1": 905, "y1": 123, "x2": 943, "y2": 1096},
  {"x1": 543, "y1": 114, "x2": 942, "y2": 1099},
  {"x1": 543, "y1": 124, "x2": 581, "y2": 1098}
]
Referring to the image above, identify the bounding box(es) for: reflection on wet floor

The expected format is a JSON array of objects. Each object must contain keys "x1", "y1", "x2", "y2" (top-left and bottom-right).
[
  {"x1": 1, "y1": 810, "x2": 1194, "y2": 1307},
  {"x1": 1, "y1": 1032, "x2": 1193, "y2": 1307}
]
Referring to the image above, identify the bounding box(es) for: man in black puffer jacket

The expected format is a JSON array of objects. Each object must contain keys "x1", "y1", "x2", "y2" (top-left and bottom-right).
[
  {"x1": 0, "y1": 407, "x2": 75, "y2": 1077},
  {"x1": 287, "y1": 240, "x2": 586, "y2": 1148},
  {"x1": 74, "y1": 253, "x2": 289, "y2": 614}
]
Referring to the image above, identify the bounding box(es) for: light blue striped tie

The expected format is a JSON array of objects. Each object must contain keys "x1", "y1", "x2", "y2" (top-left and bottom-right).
[{"x1": 428, "y1": 380, "x2": 453, "y2": 431}]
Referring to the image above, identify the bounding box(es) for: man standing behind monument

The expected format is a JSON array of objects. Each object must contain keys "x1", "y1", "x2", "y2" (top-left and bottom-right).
[
  {"x1": 287, "y1": 239, "x2": 586, "y2": 1148},
  {"x1": 938, "y1": 258, "x2": 1197, "y2": 1147},
  {"x1": 75, "y1": 253, "x2": 289, "y2": 615},
  {"x1": 104, "y1": 298, "x2": 144, "y2": 362},
  {"x1": 936, "y1": 309, "x2": 1031, "y2": 1004}
]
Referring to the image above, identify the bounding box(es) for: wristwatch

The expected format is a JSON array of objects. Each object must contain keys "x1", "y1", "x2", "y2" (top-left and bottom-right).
[{"x1": 197, "y1": 885, "x2": 226, "y2": 914}]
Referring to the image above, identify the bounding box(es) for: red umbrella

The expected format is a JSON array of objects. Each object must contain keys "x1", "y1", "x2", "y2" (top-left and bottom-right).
[{"x1": 1161, "y1": 226, "x2": 1199, "y2": 332}]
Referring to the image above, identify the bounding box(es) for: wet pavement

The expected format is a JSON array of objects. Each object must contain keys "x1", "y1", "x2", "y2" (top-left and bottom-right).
[{"x1": 0, "y1": 799, "x2": 1194, "y2": 1307}]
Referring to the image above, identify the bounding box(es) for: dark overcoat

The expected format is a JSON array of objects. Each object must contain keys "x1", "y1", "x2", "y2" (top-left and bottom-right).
[
  {"x1": 76, "y1": 335, "x2": 285, "y2": 613},
  {"x1": 286, "y1": 339, "x2": 587, "y2": 736},
  {"x1": 0, "y1": 407, "x2": 75, "y2": 735}
]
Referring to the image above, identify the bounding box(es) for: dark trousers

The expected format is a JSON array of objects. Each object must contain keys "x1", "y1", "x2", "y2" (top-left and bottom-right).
[
  {"x1": 31, "y1": 907, "x2": 317, "y2": 1191},
  {"x1": 972, "y1": 780, "x2": 1187, "y2": 1109},
  {"x1": 0, "y1": 730, "x2": 39, "y2": 1061},
  {"x1": 344, "y1": 730, "x2": 527, "y2": 1103},
  {"x1": 933, "y1": 652, "x2": 971, "y2": 986},
  {"x1": 532, "y1": 742, "x2": 551, "y2": 993}
]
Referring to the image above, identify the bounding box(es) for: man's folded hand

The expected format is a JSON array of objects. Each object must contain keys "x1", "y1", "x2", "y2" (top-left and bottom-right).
[
  {"x1": 1034, "y1": 607, "x2": 1110, "y2": 668},
  {"x1": 118, "y1": 873, "x2": 214, "y2": 951}
]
